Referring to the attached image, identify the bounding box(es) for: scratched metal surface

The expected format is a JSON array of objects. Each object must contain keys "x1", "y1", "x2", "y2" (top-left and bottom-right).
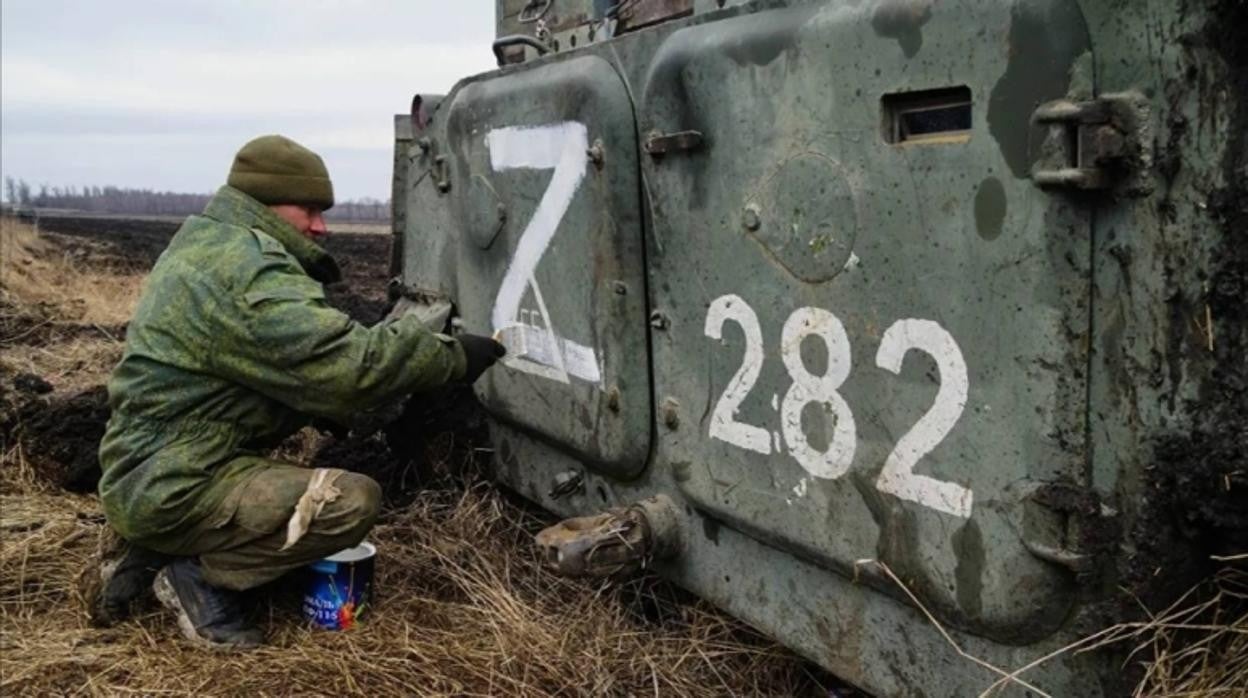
[{"x1": 393, "y1": 1, "x2": 1241, "y2": 695}]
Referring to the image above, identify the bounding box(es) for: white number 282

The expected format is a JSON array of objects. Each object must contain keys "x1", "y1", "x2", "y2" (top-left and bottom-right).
[{"x1": 704, "y1": 294, "x2": 973, "y2": 518}]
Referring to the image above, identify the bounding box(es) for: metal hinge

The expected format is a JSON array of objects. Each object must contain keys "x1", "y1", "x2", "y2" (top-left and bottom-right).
[{"x1": 1031, "y1": 92, "x2": 1145, "y2": 191}]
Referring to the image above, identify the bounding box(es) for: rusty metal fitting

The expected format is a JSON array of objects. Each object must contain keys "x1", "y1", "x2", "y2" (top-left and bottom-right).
[
  {"x1": 587, "y1": 139, "x2": 606, "y2": 168},
  {"x1": 534, "y1": 494, "x2": 682, "y2": 577},
  {"x1": 742, "y1": 203, "x2": 761, "y2": 231},
  {"x1": 661, "y1": 397, "x2": 680, "y2": 429},
  {"x1": 548, "y1": 470, "x2": 585, "y2": 499}
]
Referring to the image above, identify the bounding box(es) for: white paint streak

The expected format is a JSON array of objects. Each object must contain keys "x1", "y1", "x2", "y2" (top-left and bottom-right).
[
  {"x1": 704, "y1": 294, "x2": 771, "y2": 454},
  {"x1": 525, "y1": 276, "x2": 570, "y2": 377},
  {"x1": 874, "y1": 319, "x2": 973, "y2": 518},
  {"x1": 488, "y1": 122, "x2": 587, "y2": 331},
  {"x1": 780, "y1": 307, "x2": 857, "y2": 479},
  {"x1": 486, "y1": 122, "x2": 601, "y2": 385},
  {"x1": 494, "y1": 322, "x2": 602, "y2": 384},
  {"x1": 791, "y1": 477, "x2": 808, "y2": 498}
]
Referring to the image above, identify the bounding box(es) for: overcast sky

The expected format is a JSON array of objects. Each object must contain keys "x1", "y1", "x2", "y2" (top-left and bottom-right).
[{"x1": 1, "y1": 1, "x2": 497, "y2": 201}]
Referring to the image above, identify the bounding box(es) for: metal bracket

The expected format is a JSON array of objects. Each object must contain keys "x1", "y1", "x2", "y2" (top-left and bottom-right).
[
  {"x1": 1031, "y1": 93, "x2": 1143, "y2": 191},
  {"x1": 644, "y1": 129, "x2": 704, "y2": 157},
  {"x1": 492, "y1": 34, "x2": 552, "y2": 66},
  {"x1": 1019, "y1": 481, "x2": 1119, "y2": 576}
]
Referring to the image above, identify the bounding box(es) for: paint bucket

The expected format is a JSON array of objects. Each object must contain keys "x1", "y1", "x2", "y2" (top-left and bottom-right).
[{"x1": 302, "y1": 541, "x2": 375, "y2": 630}]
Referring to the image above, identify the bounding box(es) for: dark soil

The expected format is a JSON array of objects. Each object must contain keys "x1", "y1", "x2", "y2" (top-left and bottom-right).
[
  {"x1": 13, "y1": 386, "x2": 110, "y2": 492},
  {"x1": 0, "y1": 364, "x2": 107, "y2": 492},
  {"x1": 1122, "y1": 0, "x2": 1248, "y2": 619},
  {"x1": 0, "y1": 369, "x2": 50, "y2": 449},
  {"x1": 36, "y1": 214, "x2": 396, "y2": 323},
  {"x1": 35, "y1": 215, "x2": 177, "y2": 273},
  {"x1": 1163, "y1": 0, "x2": 1248, "y2": 546},
  {"x1": 319, "y1": 232, "x2": 394, "y2": 325},
  {"x1": 0, "y1": 297, "x2": 127, "y2": 347}
]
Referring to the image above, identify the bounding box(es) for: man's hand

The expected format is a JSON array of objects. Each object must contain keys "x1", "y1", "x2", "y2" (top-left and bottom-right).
[{"x1": 458, "y1": 334, "x2": 506, "y2": 383}]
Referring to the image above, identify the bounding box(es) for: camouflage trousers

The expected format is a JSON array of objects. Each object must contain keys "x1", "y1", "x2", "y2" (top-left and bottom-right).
[{"x1": 133, "y1": 461, "x2": 381, "y2": 591}]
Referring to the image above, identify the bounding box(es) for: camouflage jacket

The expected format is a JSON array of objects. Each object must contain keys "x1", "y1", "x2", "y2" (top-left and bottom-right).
[{"x1": 98, "y1": 186, "x2": 465, "y2": 543}]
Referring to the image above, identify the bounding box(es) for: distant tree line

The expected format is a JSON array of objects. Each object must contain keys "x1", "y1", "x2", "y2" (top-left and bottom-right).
[{"x1": 3, "y1": 177, "x2": 389, "y2": 222}]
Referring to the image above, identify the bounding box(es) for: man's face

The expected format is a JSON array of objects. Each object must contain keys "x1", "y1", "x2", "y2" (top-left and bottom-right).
[{"x1": 270, "y1": 204, "x2": 328, "y2": 239}]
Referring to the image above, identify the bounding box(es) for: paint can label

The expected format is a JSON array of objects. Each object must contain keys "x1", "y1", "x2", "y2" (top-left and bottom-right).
[{"x1": 302, "y1": 541, "x2": 376, "y2": 630}]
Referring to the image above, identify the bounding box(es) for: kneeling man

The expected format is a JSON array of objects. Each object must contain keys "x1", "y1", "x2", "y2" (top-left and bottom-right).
[{"x1": 87, "y1": 135, "x2": 503, "y2": 648}]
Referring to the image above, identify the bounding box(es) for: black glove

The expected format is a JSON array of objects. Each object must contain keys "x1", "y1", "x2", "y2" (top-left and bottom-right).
[{"x1": 458, "y1": 334, "x2": 506, "y2": 383}]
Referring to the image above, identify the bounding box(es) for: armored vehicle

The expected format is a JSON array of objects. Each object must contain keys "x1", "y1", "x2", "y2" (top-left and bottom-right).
[{"x1": 389, "y1": 1, "x2": 1246, "y2": 694}]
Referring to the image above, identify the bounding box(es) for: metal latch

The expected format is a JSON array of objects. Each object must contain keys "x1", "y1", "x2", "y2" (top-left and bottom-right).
[
  {"x1": 644, "y1": 129, "x2": 704, "y2": 157},
  {"x1": 1031, "y1": 93, "x2": 1143, "y2": 190},
  {"x1": 432, "y1": 155, "x2": 451, "y2": 193}
]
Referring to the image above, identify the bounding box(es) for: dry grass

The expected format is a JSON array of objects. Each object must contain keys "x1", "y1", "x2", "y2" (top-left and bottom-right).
[
  {"x1": 859, "y1": 556, "x2": 1247, "y2": 697},
  {"x1": 0, "y1": 443, "x2": 820, "y2": 696},
  {"x1": 976, "y1": 560, "x2": 1248, "y2": 697},
  {"x1": 0, "y1": 216, "x2": 144, "y2": 328},
  {"x1": 0, "y1": 337, "x2": 123, "y2": 395},
  {"x1": 1, "y1": 217, "x2": 134, "y2": 391},
  {"x1": 1119, "y1": 561, "x2": 1247, "y2": 696}
]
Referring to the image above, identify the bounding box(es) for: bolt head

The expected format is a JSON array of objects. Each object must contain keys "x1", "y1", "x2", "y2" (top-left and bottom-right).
[
  {"x1": 661, "y1": 397, "x2": 680, "y2": 429},
  {"x1": 587, "y1": 139, "x2": 606, "y2": 167},
  {"x1": 742, "y1": 204, "x2": 761, "y2": 231}
]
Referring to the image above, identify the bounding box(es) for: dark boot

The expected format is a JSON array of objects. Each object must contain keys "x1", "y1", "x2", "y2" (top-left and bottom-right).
[
  {"x1": 153, "y1": 558, "x2": 264, "y2": 650},
  {"x1": 79, "y1": 527, "x2": 170, "y2": 627}
]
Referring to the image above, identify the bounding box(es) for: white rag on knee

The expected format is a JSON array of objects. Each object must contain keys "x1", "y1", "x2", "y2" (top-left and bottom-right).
[{"x1": 281, "y1": 468, "x2": 346, "y2": 551}]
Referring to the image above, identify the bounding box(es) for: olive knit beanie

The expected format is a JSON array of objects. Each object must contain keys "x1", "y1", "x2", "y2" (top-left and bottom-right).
[{"x1": 227, "y1": 135, "x2": 335, "y2": 210}]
